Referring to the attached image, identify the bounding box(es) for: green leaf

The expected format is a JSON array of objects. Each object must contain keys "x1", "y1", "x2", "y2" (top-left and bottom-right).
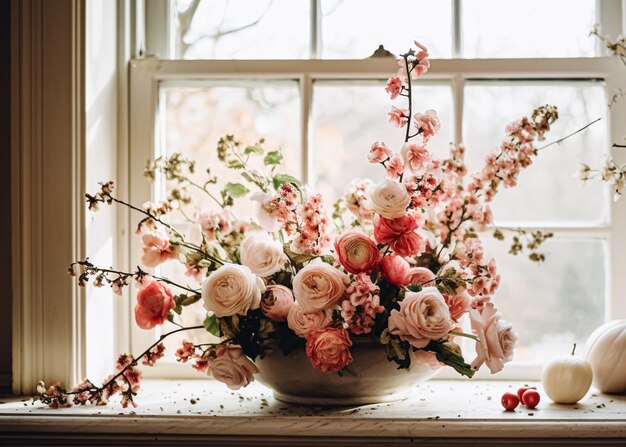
[
  {"x1": 224, "y1": 182, "x2": 250, "y2": 198},
  {"x1": 175, "y1": 294, "x2": 201, "y2": 307},
  {"x1": 167, "y1": 313, "x2": 175, "y2": 323},
  {"x1": 173, "y1": 303, "x2": 183, "y2": 315},
  {"x1": 426, "y1": 341, "x2": 475, "y2": 378},
  {"x1": 264, "y1": 151, "x2": 283, "y2": 166},
  {"x1": 272, "y1": 174, "x2": 301, "y2": 190},
  {"x1": 226, "y1": 160, "x2": 245, "y2": 169},
  {"x1": 244, "y1": 145, "x2": 264, "y2": 155},
  {"x1": 283, "y1": 243, "x2": 316, "y2": 265},
  {"x1": 407, "y1": 284, "x2": 423, "y2": 293},
  {"x1": 203, "y1": 314, "x2": 221, "y2": 337}
]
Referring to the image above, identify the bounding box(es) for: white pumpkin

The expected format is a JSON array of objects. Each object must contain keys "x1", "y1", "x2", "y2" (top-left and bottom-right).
[
  {"x1": 586, "y1": 320, "x2": 626, "y2": 394},
  {"x1": 541, "y1": 345, "x2": 592, "y2": 404}
]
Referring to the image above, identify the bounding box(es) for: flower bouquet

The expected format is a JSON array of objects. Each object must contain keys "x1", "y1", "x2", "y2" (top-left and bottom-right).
[{"x1": 36, "y1": 42, "x2": 560, "y2": 408}]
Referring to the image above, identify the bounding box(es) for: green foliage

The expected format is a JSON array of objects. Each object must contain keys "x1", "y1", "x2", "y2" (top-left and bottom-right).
[
  {"x1": 385, "y1": 334, "x2": 411, "y2": 369},
  {"x1": 203, "y1": 314, "x2": 221, "y2": 337},
  {"x1": 407, "y1": 284, "x2": 423, "y2": 293},
  {"x1": 272, "y1": 173, "x2": 301, "y2": 190},
  {"x1": 425, "y1": 340, "x2": 475, "y2": 378},
  {"x1": 244, "y1": 145, "x2": 264, "y2": 155},
  {"x1": 263, "y1": 150, "x2": 283, "y2": 166},
  {"x1": 223, "y1": 182, "x2": 250, "y2": 198}
]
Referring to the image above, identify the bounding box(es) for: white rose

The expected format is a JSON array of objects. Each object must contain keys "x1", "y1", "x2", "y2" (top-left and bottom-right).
[
  {"x1": 287, "y1": 305, "x2": 333, "y2": 338},
  {"x1": 202, "y1": 263, "x2": 265, "y2": 317},
  {"x1": 367, "y1": 179, "x2": 411, "y2": 219},
  {"x1": 292, "y1": 259, "x2": 348, "y2": 312},
  {"x1": 208, "y1": 345, "x2": 259, "y2": 390},
  {"x1": 250, "y1": 192, "x2": 280, "y2": 232},
  {"x1": 240, "y1": 232, "x2": 288, "y2": 277}
]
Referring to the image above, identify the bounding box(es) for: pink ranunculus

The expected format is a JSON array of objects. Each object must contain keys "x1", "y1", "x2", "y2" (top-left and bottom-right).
[
  {"x1": 334, "y1": 231, "x2": 380, "y2": 274},
  {"x1": 202, "y1": 263, "x2": 265, "y2": 317},
  {"x1": 287, "y1": 305, "x2": 333, "y2": 338},
  {"x1": 373, "y1": 214, "x2": 426, "y2": 257},
  {"x1": 385, "y1": 77, "x2": 403, "y2": 99},
  {"x1": 134, "y1": 280, "x2": 175, "y2": 330},
  {"x1": 208, "y1": 345, "x2": 259, "y2": 390},
  {"x1": 401, "y1": 143, "x2": 431, "y2": 174},
  {"x1": 380, "y1": 255, "x2": 411, "y2": 288},
  {"x1": 388, "y1": 106, "x2": 409, "y2": 128},
  {"x1": 292, "y1": 259, "x2": 348, "y2": 312},
  {"x1": 443, "y1": 291, "x2": 470, "y2": 322},
  {"x1": 260, "y1": 284, "x2": 295, "y2": 322},
  {"x1": 408, "y1": 266, "x2": 436, "y2": 287},
  {"x1": 469, "y1": 302, "x2": 516, "y2": 374},
  {"x1": 368, "y1": 142, "x2": 392, "y2": 164},
  {"x1": 305, "y1": 327, "x2": 353, "y2": 373},
  {"x1": 414, "y1": 109, "x2": 441, "y2": 143},
  {"x1": 388, "y1": 287, "x2": 452, "y2": 348},
  {"x1": 386, "y1": 154, "x2": 405, "y2": 180},
  {"x1": 140, "y1": 231, "x2": 175, "y2": 268}
]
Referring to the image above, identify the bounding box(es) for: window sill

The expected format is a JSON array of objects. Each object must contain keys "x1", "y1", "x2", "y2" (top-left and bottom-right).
[{"x1": 1, "y1": 380, "x2": 625, "y2": 445}]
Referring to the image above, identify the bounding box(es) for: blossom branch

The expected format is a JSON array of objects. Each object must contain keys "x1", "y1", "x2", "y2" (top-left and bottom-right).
[{"x1": 536, "y1": 117, "x2": 602, "y2": 151}]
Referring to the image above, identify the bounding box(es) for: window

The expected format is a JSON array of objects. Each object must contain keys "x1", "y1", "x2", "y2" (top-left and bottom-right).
[{"x1": 126, "y1": 0, "x2": 626, "y2": 379}]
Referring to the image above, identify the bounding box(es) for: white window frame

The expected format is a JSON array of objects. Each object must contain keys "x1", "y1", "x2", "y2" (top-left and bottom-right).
[{"x1": 120, "y1": 0, "x2": 626, "y2": 380}]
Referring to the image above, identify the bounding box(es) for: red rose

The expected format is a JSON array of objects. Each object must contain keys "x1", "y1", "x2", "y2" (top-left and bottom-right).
[
  {"x1": 305, "y1": 327, "x2": 353, "y2": 373},
  {"x1": 374, "y1": 214, "x2": 427, "y2": 257},
  {"x1": 134, "y1": 281, "x2": 175, "y2": 330}
]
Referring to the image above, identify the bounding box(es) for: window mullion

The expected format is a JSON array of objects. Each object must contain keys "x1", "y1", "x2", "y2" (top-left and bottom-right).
[
  {"x1": 452, "y1": 0, "x2": 462, "y2": 58},
  {"x1": 310, "y1": 0, "x2": 322, "y2": 58},
  {"x1": 301, "y1": 74, "x2": 314, "y2": 186}
]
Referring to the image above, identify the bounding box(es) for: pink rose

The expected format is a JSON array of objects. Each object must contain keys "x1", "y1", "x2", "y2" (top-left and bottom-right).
[
  {"x1": 380, "y1": 255, "x2": 411, "y2": 288},
  {"x1": 408, "y1": 267, "x2": 436, "y2": 287},
  {"x1": 388, "y1": 287, "x2": 452, "y2": 348},
  {"x1": 385, "y1": 77, "x2": 403, "y2": 99},
  {"x1": 305, "y1": 327, "x2": 353, "y2": 373},
  {"x1": 469, "y1": 303, "x2": 517, "y2": 374},
  {"x1": 287, "y1": 305, "x2": 333, "y2": 337},
  {"x1": 413, "y1": 109, "x2": 441, "y2": 143},
  {"x1": 385, "y1": 154, "x2": 405, "y2": 180},
  {"x1": 208, "y1": 345, "x2": 259, "y2": 390},
  {"x1": 374, "y1": 214, "x2": 427, "y2": 257},
  {"x1": 368, "y1": 142, "x2": 392, "y2": 163},
  {"x1": 388, "y1": 106, "x2": 408, "y2": 128},
  {"x1": 260, "y1": 284, "x2": 295, "y2": 322},
  {"x1": 140, "y1": 231, "x2": 175, "y2": 268},
  {"x1": 134, "y1": 281, "x2": 175, "y2": 330},
  {"x1": 444, "y1": 291, "x2": 470, "y2": 322},
  {"x1": 334, "y1": 231, "x2": 380, "y2": 274},
  {"x1": 292, "y1": 259, "x2": 348, "y2": 312},
  {"x1": 401, "y1": 143, "x2": 430, "y2": 174}
]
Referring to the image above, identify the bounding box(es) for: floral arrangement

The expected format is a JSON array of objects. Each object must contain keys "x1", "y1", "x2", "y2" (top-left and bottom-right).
[{"x1": 36, "y1": 42, "x2": 563, "y2": 408}]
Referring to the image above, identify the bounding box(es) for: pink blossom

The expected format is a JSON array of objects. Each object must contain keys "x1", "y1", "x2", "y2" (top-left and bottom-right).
[
  {"x1": 140, "y1": 231, "x2": 175, "y2": 268},
  {"x1": 344, "y1": 178, "x2": 375, "y2": 220},
  {"x1": 386, "y1": 154, "x2": 405, "y2": 180},
  {"x1": 134, "y1": 280, "x2": 175, "y2": 330},
  {"x1": 175, "y1": 339, "x2": 197, "y2": 363},
  {"x1": 368, "y1": 141, "x2": 392, "y2": 164},
  {"x1": 444, "y1": 291, "x2": 470, "y2": 322},
  {"x1": 414, "y1": 109, "x2": 441, "y2": 143},
  {"x1": 196, "y1": 210, "x2": 231, "y2": 241},
  {"x1": 388, "y1": 107, "x2": 409, "y2": 128},
  {"x1": 385, "y1": 77, "x2": 403, "y2": 99},
  {"x1": 341, "y1": 273, "x2": 384, "y2": 335},
  {"x1": 380, "y1": 255, "x2": 411, "y2": 288},
  {"x1": 142, "y1": 343, "x2": 166, "y2": 367},
  {"x1": 401, "y1": 143, "x2": 430, "y2": 174},
  {"x1": 185, "y1": 261, "x2": 207, "y2": 283},
  {"x1": 291, "y1": 193, "x2": 332, "y2": 256},
  {"x1": 374, "y1": 214, "x2": 427, "y2": 257}
]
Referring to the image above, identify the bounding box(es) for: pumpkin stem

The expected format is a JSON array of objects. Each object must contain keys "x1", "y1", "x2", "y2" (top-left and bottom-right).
[{"x1": 571, "y1": 343, "x2": 577, "y2": 356}]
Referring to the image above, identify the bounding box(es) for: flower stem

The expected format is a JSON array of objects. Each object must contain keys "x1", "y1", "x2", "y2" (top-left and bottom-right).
[
  {"x1": 537, "y1": 118, "x2": 601, "y2": 151},
  {"x1": 449, "y1": 330, "x2": 478, "y2": 341}
]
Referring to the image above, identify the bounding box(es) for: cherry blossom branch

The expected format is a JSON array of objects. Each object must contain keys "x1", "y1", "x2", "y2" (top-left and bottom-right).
[
  {"x1": 536, "y1": 117, "x2": 602, "y2": 151},
  {"x1": 403, "y1": 54, "x2": 413, "y2": 144}
]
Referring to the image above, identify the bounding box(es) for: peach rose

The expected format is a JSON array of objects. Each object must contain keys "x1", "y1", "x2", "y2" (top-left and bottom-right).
[
  {"x1": 287, "y1": 305, "x2": 333, "y2": 338},
  {"x1": 292, "y1": 259, "x2": 348, "y2": 312},
  {"x1": 202, "y1": 263, "x2": 265, "y2": 317},
  {"x1": 240, "y1": 232, "x2": 288, "y2": 277},
  {"x1": 260, "y1": 285, "x2": 295, "y2": 322},
  {"x1": 134, "y1": 281, "x2": 175, "y2": 330},
  {"x1": 388, "y1": 287, "x2": 452, "y2": 348},
  {"x1": 408, "y1": 267, "x2": 436, "y2": 287},
  {"x1": 469, "y1": 303, "x2": 517, "y2": 374},
  {"x1": 373, "y1": 214, "x2": 426, "y2": 257},
  {"x1": 444, "y1": 291, "x2": 470, "y2": 322},
  {"x1": 208, "y1": 345, "x2": 259, "y2": 390},
  {"x1": 140, "y1": 231, "x2": 175, "y2": 268},
  {"x1": 334, "y1": 231, "x2": 380, "y2": 274},
  {"x1": 305, "y1": 327, "x2": 353, "y2": 373},
  {"x1": 367, "y1": 179, "x2": 410, "y2": 219},
  {"x1": 380, "y1": 255, "x2": 411, "y2": 288}
]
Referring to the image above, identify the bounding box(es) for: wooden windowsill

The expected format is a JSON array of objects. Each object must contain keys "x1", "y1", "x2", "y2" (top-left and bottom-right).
[{"x1": 0, "y1": 380, "x2": 625, "y2": 445}]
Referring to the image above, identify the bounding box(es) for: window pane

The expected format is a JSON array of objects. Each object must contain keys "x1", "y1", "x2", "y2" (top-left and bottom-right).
[
  {"x1": 462, "y1": 0, "x2": 596, "y2": 58},
  {"x1": 463, "y1": 81, "x2": 609, "y2": 226},
  {"x1": 480, "y1": 238, "x2": 607, "y2": 364},
  {"x1": 312, "y1": 81, "x2": 454, "y2": 203},
  {"x1": 173, "y1": 0, "x2": 310, "y2": 59},
  {"x1": 321, "y1": 0, "x2": 452, "y2": 59},
  {"x1": 156, "y1": 80, "x2": 301, "y2": 360}
]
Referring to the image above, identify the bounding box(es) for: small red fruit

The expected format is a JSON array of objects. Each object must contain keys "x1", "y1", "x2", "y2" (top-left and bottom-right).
[
  {"x1": 517, "y1": 386, "x2": 536, "y2": 401},
  {"x1": 501, "y1": 392, "x2": 520, "y2": 411},
  {"x1": 521, "y1": 389, "x2": 541, "y2": 409}
]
